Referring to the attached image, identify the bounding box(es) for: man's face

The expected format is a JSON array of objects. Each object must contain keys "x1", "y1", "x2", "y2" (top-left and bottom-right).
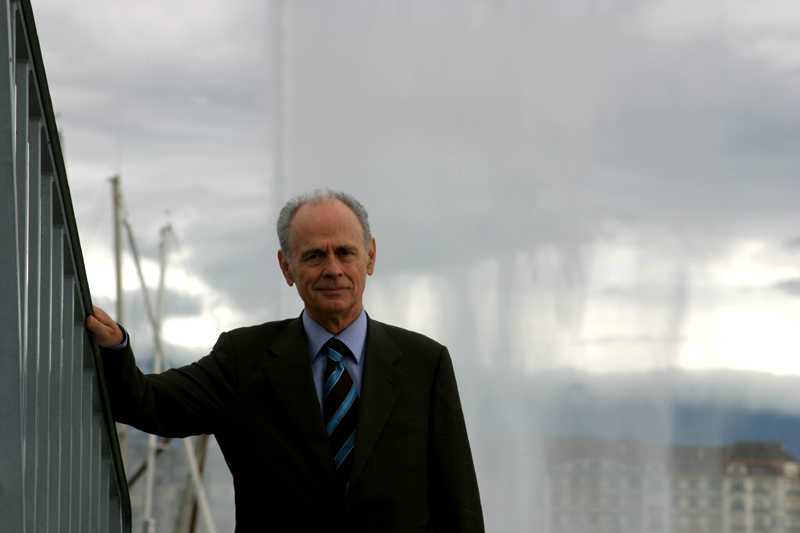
[{"x1": 278, "y1": 200, "x2": 376, "y2": 333}]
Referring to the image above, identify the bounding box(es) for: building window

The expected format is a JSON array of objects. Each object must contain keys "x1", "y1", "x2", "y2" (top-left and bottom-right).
[
  {"x1": 754, "y1": 516, "x2": 772, "y2": 531},
  {"x1": 729, "y1": 464, "x2": 747, "y2": 475},
  {"x1": 754, "y1": 481, "x2": 770, "y2": 494}
]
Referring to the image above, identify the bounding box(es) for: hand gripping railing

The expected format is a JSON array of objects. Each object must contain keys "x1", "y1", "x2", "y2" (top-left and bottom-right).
[{"x1": 0, "y1": 0, "x2": 132, "y2": 531}]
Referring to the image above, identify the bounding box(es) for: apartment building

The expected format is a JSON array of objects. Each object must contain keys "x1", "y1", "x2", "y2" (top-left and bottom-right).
[{"x1": 539, "y1": 437, "x2": 800, "y2": 533}]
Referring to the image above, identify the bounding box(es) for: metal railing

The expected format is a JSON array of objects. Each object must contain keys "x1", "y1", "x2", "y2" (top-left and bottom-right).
[{"x1": 0, "y1": 0, "x2": 131, "y2": 531}]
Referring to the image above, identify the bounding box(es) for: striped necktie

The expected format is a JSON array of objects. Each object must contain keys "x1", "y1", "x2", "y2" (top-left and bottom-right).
[{"x1": 323, "y1": 338, "x2": 360, "y2": 496}]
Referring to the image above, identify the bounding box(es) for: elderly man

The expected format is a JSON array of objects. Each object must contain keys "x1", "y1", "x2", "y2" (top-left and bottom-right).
[{"x1": 87, "y1": 190, "x2": 484, "y2": 532}]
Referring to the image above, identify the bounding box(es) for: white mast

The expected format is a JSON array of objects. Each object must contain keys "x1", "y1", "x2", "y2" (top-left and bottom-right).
[{"x1": 111, "y1": 175, "x2": 128, "y2": 468}]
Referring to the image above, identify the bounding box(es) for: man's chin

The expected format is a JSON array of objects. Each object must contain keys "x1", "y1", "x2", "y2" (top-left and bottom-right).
[
  {"x1": 319, "y1": 303, "x2": 351, "y2": 315},
  {"x1": 305, "y1": 303, "x2": 361, "y2": 332},
  {"x1": 308, "y1": 299, "x2": 351, "y2": 314}
]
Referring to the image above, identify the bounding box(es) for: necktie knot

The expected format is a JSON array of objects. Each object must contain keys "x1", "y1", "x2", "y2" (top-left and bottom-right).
[{"x1": 325, "y1": 337, "x2": 350, "y2": 363}]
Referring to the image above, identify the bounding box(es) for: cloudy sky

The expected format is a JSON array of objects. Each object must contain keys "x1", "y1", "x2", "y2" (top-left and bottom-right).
[
  {"x1": 33, "y1": 0, "x2": 800, "y2": 376},
  {"x1": 29, "y1": 0, "x2": 800, "y2": 528}
]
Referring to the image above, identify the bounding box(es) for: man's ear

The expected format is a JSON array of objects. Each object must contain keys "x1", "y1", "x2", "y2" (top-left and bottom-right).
[
  {"x1": 278, "y1": 250, "x2": 294, "y2": 286},
  {"x1": 366, "y1": 238, "x2": 376, "y2": 276}
]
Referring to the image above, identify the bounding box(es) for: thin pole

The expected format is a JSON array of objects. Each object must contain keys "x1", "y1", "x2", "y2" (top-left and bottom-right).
[
  {"x1": 175, "y1": 433, "x2": 211, "y2": 533},
  {"x1": 122, "y1": 219, "x2": 162, "y2": 356},
  {"x1": 111, "y1": 175, "x2": 127, "y2": 469},
  {"x1": 156, "y1": 224, "x2": 170, "y2": 341},
  {"x1": 126, "y1": 438, "x2": 172, "y2": 487},
  {"x1": 187, "y1": 434, "x2": 210, "y2": 533},
  {"x1": 175, "y1": 441, "x2": 197, "y2": 533},
  {"x1": 274, "y1": 0, "x2": 287, "y2": 207},
  {"x1": 112, "y1": 175, "x2": 124, "y2": 328},
  {"x1": 275, "y1": 0, "x2": 291, "y2": 319},
  {"x1": 142, "y1": 224, "x2": 170, "y2": 533},
  {"x1": 181, "y1": 437, "x2": 216, "y2": 533}
]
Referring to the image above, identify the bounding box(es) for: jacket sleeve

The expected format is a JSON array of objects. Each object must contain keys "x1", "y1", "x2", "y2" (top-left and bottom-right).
[
  {"x1": 101, "y1": 331, "x2": 238, "y2": 438},
  {"x1": 428, "y1": 346, "x2": 485, "y2": 532}
]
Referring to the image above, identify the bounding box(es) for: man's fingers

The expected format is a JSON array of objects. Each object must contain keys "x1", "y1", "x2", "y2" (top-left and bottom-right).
[
  {"x1": 91, "y1": 305, "x2": 117, "y2": 327},
  {"x1": 86, "y1": 315, "x2": 108, "y2": 335},
  {"x1": 86, "y1": 305, "x2": 124, "y2": 347}
]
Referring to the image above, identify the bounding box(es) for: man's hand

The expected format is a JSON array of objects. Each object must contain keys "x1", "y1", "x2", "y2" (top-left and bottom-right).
[{"x1": 86, "y1": 305, "x2": 125, "y2": 347}]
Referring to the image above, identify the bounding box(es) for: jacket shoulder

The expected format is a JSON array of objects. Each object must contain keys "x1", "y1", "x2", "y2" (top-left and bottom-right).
[
  {"x1": 369, "y1": 319, "x2": 444, "y2": 354},
  {"x1": 220, "y1": 317, "x2": 299, "y2": 349}
]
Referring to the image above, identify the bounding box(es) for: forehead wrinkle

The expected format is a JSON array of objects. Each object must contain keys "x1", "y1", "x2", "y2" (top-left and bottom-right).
[
  {"x1": 295, "y1": 238, "x2": 357, "y2": 255},
  {"x1": 299, "y1": 246, "x2": 325, "y2": 256}
]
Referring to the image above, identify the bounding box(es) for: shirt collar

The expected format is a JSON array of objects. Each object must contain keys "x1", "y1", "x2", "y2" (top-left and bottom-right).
[{"x1": 302, "y1": 308, "x2": 367, "y2": 363}]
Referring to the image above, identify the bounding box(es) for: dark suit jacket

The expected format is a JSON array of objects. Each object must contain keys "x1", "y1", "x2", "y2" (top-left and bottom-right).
[{"x1": 102, "y1": 315, "x2": 484, "y2": 532}]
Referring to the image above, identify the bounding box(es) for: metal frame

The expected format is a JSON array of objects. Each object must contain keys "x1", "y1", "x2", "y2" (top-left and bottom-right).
[{"x1": 0, "y1": 0, "x2": 131, "y2": 530}]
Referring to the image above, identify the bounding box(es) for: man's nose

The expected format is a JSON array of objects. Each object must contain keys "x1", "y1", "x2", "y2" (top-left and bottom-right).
[{"x1": 322, "y1": 254, "x2": 343, "y2": 276}]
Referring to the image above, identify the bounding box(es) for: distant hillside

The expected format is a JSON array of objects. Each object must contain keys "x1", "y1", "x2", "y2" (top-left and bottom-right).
[
  {"x1": 461, "y1": 365, "x2": 800, "y2": 458},
  {"x1": 671, "y1": 404, "x2": 800, "y2": 459}
]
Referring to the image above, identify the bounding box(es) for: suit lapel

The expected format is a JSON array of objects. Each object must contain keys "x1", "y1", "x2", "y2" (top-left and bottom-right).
[
  {"x1": 350, "y1": 318, "x2": 406, "y2": 487},
  {"x1": 262, "y1": 317, "x2": 334, "y2": 476}
]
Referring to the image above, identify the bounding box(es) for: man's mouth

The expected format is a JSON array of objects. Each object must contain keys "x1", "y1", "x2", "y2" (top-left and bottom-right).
[{"x1": 318, "y1": 287, "x2": 347, "y2": 294}]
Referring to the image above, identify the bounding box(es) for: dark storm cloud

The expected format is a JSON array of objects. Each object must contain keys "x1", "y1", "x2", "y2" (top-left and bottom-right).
[
  {"x1": 93, "y1": 286, "x2": 203, "y2": 325},
  {"x1": 774, "y1": 278, "x2": 800, "y2": 297},
  {"x1": 38, "y1": 2, "x2": 273, "y2": 161},
  {"x1": 596, "y1": 41, "x2": 800, "y2": 236},
  {"x1": 179, "y1": 207, "x2": 281, "y2": 318}
]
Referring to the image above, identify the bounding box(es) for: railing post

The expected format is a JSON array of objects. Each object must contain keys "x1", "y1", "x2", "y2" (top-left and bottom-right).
[{"x1": 0, "y1": 0, "x2": 24, "y2": 529}]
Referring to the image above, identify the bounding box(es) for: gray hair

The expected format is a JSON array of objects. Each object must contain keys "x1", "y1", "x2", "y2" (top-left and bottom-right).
[{"x1": 277, "y1": 189, "x2": 372, "y2": 261}]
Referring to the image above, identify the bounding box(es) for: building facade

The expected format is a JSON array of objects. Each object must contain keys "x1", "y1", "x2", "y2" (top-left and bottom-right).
[{"x1": 539, "y1": 438, "x2": 800, "y2": 533}]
